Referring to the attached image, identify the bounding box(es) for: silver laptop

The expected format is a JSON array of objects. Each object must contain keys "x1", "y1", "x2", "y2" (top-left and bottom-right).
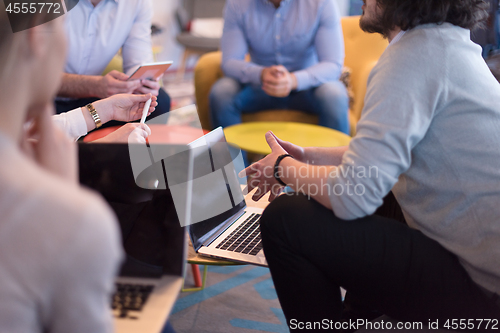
[
  {"x1": 186, "y1": 127, "x2": 268, "y2": 267},
  {"x1": 79, "y1": 143, "x2": 189, "y2": 333}
]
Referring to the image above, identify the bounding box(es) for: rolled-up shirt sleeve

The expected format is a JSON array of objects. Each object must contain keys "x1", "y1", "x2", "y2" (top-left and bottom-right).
[
  {"x1": 328, "y1": 47, "x2": 438, "y2": 219},
  {"x1": 52, "y1": 109, "x2": 88, "y2": 141},
  {"x1": 220, "y1": 1, "x2": 264, "y2": 86},
  {"x1": 293, "y1": 0, "x2": 344, "y2": 91}
]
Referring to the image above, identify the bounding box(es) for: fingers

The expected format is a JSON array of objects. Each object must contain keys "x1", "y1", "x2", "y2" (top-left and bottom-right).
[
  {"x1": 111, "y1": 78, "x2": 142, "y2": 92},
  {"x1": 140, "y1": 79, "x2": 160, "y2": 90},
  {"x1": 268, "y1": 185, "x2": 284, "y2": 202},
  {"x1": 137, "y1": 123, "x2": 151, "y2": 136},
  {"x1": 131, "y1": 93, "x2": 153, "y2": 102},
  {"x1": 265, "y1": 131, "x2": 281, "y2": 151},
  {"x1": 239, "y1": 162, "x2": 259, "y2": 178},
  {"x1": 108, "y1": 70, "x2": 130, "y2": 81},
  {"x1": 134, "y1": 86, "x2": 159, "y2": 96}
]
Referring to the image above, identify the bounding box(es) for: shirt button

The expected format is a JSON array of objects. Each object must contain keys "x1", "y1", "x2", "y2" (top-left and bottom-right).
[
  {"x1": 275, "y1": 35, "x2": 280, "y2": 40},
  {"x1": 276, "y1": 13, "x2": 281, "y2": 18}
]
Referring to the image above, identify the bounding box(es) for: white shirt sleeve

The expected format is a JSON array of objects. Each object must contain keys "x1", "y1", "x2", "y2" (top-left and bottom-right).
[
  {"x1": 52, "y1": 108, "x2": 88, "y2": 141},
  {"x1": 121, "y1": 0, "x2": 154, "y2": 75}
]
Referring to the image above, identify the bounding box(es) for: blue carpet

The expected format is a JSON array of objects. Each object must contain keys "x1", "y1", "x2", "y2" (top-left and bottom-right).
[{"x1": 170, "y1": 265, "x2": 289, "y2": 333}]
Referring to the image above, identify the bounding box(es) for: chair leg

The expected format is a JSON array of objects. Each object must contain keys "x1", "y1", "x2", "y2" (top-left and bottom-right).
[{"x1": 176, "y1": 49, "x2": 190, "y2": 81}]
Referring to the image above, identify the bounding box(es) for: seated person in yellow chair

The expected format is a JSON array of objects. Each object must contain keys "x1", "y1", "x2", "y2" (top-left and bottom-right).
[{"x1": 210, "y1": 0, "x2": 349, "y2": 134}]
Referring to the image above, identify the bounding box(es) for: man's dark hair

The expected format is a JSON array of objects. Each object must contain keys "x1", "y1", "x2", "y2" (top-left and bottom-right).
[{"x1": 376, "y1": 0, "x2": 489, "y2": 34}]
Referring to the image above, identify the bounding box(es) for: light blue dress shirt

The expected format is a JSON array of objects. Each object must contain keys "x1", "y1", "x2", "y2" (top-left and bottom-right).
[
  {"x1": 221, "y1": 0, "x2": 345, "y2": 91},
  {"x1": 64, "y1": 0, "x2": 153, "y2": 77}
]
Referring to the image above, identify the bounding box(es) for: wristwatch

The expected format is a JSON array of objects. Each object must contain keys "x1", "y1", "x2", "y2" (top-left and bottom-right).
[
  {"x1": 274, "y1": 154, "x2": 293, "y2": 186},
  {"x1": 85, "y1": 103, "x2": 102, "y2": 129}
]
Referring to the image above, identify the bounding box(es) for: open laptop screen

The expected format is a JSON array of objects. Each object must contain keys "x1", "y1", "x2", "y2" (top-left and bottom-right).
[
  {"x1": 187, "y1": 128, "x2": 246, "y2": 251},
  {"x1": 78, "y1": 143, "x2": 186, "y2": 278}
]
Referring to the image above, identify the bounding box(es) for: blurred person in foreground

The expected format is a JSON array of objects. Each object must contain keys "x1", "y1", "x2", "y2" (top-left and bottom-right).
[
  {"x1": 243, "y1": 0, "x2": 500, "y2": 330},
  {"x1": 0, "y1": 7, "x2": 149, "y2": 333}
]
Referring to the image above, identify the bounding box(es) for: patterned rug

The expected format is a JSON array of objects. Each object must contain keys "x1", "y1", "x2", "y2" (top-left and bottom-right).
[{"x1": 170, "y1": 265, "x2": 289, "y2": 333}]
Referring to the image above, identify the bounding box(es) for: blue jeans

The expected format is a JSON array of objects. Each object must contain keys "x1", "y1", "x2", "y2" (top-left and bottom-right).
[{"x1": 209, "y1": 77, "x2": 350, "y2": 134}]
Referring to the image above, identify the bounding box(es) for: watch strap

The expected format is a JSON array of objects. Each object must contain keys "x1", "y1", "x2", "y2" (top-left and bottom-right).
[
  {"x1": 274, "y1": 154, "x2": 293, "y2": 186},
  {"x1": 85, "y1": 103, "x2": 102, "y2": 129}
]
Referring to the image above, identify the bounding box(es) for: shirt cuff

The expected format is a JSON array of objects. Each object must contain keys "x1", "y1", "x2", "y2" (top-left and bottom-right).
[
  {"x1": 292, "y1": 70, "x2": 311, "y2": 91},
  {"x1": 246, "y1": 64, "x2": 265, "y2": 86},
  {"x1": 52, "y1": 108, "x2": 88, "y2": 141}
]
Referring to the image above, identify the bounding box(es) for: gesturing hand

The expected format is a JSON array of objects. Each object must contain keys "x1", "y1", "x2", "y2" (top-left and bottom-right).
[
  {"x1": 239, "y1": 131, "x2": 289, "y2": 202},
  {"x1": 93, "y1": 93, "x2": 158, "y2": 124},
  {"x1": 98, "y1": 70, "x2": 143, "y2": 98},
  {"x1": 269, "y1": 132, "x2": 306, "y2": 162}
]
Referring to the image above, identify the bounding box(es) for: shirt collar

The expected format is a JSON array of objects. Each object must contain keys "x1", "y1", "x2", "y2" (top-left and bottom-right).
[
  {"x1": 262, "y1": 0, "x2": 292, "y2": 8},
  {"x1": 389, "y1": 30, "x2": 406, "y2": 46}
]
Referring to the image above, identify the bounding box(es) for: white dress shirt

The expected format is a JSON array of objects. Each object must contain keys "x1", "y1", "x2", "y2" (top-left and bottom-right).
[
  {"x1": 64, "y1": 0, "x2": 153, "y2": 76},
  {"x1": 0, "y1": 131, "x2": 123, "y2": 332},
  {"x1": 52, "y1": 108, "x2": 88, "y2": 141}
]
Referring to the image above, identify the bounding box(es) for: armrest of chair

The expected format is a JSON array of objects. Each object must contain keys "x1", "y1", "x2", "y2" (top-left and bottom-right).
[{"x1": 194, "y1": 51, "x2": 224, "y2": 130}]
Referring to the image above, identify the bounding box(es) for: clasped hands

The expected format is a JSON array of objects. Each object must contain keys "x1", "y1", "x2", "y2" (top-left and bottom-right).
[{"x1": 261, "y1": 65, "x2": 298, "y2": 97}]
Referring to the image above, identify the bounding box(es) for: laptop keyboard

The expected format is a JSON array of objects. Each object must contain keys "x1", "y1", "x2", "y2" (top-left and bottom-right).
[
  {"x1": 215, "y1": 213, "x2": 263, "y2": 255},
  {"x1": 112, "y1": 283, "x2": 154, "y2": 316}
]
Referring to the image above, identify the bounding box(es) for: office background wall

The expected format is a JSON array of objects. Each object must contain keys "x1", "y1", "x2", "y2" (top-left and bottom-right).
[{"x1": 151, "y1": 0, "x2": 352, "y2": 71}]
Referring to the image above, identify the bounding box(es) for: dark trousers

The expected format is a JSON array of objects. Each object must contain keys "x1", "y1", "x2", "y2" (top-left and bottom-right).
[
  {"x1": 260, "y1": 193, "x2": 500, "y2": 331},
  {"x1": 55, "y1": 88, "x2": 171, "y2": 129}
]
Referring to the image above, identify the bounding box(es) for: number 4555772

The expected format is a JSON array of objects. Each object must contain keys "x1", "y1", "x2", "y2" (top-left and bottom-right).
[
  {"x1": 5, "y1": 3, "x2": 61, "y2": 14},
  {"x1": 444, "y1": 319, "x2": 499, "y2": 330}
]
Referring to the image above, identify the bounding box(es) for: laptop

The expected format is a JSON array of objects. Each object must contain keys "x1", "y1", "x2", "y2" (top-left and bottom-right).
[
  {"x1": 78, "y1": 143, "x2": 189, "y2": 333},
  {"x1": 186, "y1": 127, "x2": 268, "y2": 267}
]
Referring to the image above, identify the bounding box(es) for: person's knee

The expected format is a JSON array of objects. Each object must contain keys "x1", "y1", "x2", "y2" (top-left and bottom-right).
[
  {"x1": 314, "y1": 81, "x2": 349, "y2": 107},
  {"x1": 209, "y1": 77, "x2": 241, "y2": 105},
  {"x1": 260, "y1": 194, "x2": 314, "y2": 239},
  {"x1": 156, "y1": 88, "x2": 171, "y2": 114}
]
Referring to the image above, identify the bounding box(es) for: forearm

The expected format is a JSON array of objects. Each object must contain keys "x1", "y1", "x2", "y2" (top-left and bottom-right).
[
  {"x1": 302, "y1": 146, "x2": 348, "y2": 166},
  {"x1": 222, "y1": 59, "x2": 264, "y2": 85},
  {"x1": 80, "y1": 99, "x2": 116, "y2": 132},
  {"x1": 279, "y1": 158, "x2": 335, "y2": 209},
  {"x1": 58, "y1": 73, "x2": 102, "y2": 98},
  {"x1": 293, "y1": 62, "x2": 342, "y2": 91}
]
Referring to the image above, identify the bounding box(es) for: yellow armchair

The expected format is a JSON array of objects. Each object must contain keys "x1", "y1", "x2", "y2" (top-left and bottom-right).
[{"x1": 194, "y1": 16, "x2": 388, "y2": 134}]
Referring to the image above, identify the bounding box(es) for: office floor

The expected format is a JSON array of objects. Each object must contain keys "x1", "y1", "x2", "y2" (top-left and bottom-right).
[
  {"x1": 162, "y1": 72, "x2": 288, "y2": 333},
  {"x1": 170, "y1": 265, "x2": 288, "y2": 333},
  {"x1": 163, "y1": 72, "x2": 196, "y2": 110}
]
